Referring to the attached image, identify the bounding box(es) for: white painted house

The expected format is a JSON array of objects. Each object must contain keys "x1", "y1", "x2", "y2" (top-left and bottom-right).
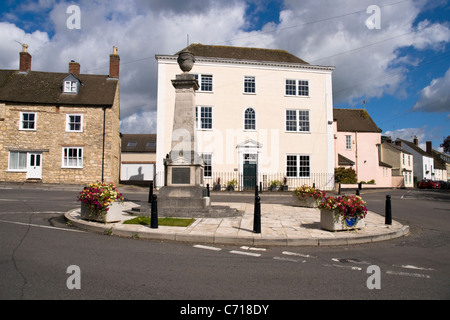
[
  {"x1": 155, "y1": 44, "x2": 335, "y2": 190},
  {"x1": 397, "y1": 137, "x2": 434, "y2": 184}
]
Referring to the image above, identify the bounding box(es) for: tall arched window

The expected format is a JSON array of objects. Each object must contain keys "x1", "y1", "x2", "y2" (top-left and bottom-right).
[{"x1": 244, "y1": 108, "x2": 256, "y2": 130}]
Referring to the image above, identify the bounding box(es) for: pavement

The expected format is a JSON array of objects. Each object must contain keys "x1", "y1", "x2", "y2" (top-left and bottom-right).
[{"x1": 64, "y1": 187, "x2": 410, "y2": 247}]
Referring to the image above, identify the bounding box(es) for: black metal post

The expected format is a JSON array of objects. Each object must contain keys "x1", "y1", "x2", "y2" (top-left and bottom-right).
[
  {"x1": 259, "y1": 182, "x2": 262, "y2": 194},
  {"x1": 151, "y1": 194, "x2": 158, "y2": 229},
  {"x1": 206, "y1": 183, "x2": 210, "y2": 197},
  {"x1": 313, "y1": 183, "x2": 315, "y2": 189},
  {"x1": 385, "y1": 195, "x2": 392, "y2": 225},
  {"x1": 356, "y1": 188, "x2": 360, "y2": 196},
  {"x1": 338, "y1": 183, "x2": 341, "y2": 195},
  {"x1": 255, "y1": 183, "x2": 258, "y2": 197},
  {"x1": 253, "y1": 196, "x2": 261, "y2": 233},
  {"x1": 148, "y1": 181, "x2": 153, "y2": 203}
]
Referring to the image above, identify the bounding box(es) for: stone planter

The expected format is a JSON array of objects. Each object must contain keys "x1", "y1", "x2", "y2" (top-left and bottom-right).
[
  {"x1": 320, "y1": 209, "x2": 365, "y2": 231},
  {"x1": 80, "y1": 201, "x2": 124, "y2": 223},
  {"x1": 292, "y1": 194, "x2": 320, "y2": 208}
]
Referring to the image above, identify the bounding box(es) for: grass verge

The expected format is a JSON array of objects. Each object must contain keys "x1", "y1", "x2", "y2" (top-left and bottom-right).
[{"x1": 123, "y1": 216, "x2": 195, "y2": 227}]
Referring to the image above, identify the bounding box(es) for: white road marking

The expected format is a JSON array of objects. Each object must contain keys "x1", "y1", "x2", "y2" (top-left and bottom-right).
[
  {"x1": 324, "y1": 263, "x2": 362, "y2": 271},
  {"x1": 283, "y1": 251, "x2": 315, "y2": 258},
  {"x1": 274, "y1": 256, "x2": 306, "y2": 263},
  {"x1": 386, "y1": 270, "x2": 431, "y2": 279},
  {"x1": 0, "y1": 219, "x2": 85, "y2": 233},
  {"x1": 394, "y1": 264, "x2": 434, "y2": 271},
  {"x1": 332, "y1": 258, "x2": 370, "y2": 265},
  {"x1": 240, "y1": 246, "x2": 267, "y2": 251},
  {"x1": 193, "y1": 245, "x2": 222, "y2": 251},
  {"x1": 230, "y1": 250, "x2": 261, "y2": 257}
]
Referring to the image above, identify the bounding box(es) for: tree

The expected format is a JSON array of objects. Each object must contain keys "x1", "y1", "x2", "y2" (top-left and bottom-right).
[{"x1": 441, "y1": 136, "x2": 450, "y2": 154}]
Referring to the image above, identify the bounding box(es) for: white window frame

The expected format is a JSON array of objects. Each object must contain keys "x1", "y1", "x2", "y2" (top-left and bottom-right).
[
  {"x1": 64, "y1": 80, "x2": 78, "y2": 93},
  {"x1": 195, "y1": 106, "x2": 213, "y2": 130},
  {"x1": 66, "y1": 114, "x2": 83, "y2": 132},
  {"x1": 243, "y1": 76, "x2": 256, "y2": 94},
  {"x1": 286, "y1": 154, "x2": 311, "y2": 178},
  {"x1": 345, "y1": 135, "x2": 352, "y2": 150},
  {"x1": 194, "y1": 74, "x2": 213, "y2": 92},
  {"x1": 19, "y1": 112, "x2": 37, "y2": 131},
  {"x1": 285, "y1": 109, "x2": 310, "y2": 133},
  {"x1": 285, "y1": 79, "x2": 309, "y2": 97},
  {"x1": 62, "y1": 147, "x2": 83, "y2": 168},
  {"x1": 202, "y1": 153, "x2": 212, "y2": 178},
  {"x1": 8, "y1": 151, "x2": 27, "y2": 171},
  {"x1": 244, "y1": 107, "x2": 256, "y2": 131}
]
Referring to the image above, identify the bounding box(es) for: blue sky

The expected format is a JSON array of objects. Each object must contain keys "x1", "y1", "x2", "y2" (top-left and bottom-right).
[{"x1": 0, "y1": 0, "x2": 449, "y2": 152}]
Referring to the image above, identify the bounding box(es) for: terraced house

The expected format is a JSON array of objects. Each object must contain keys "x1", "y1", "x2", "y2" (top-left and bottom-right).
[
  {"x1": 155, "y1": 44, "x2": 335, "y2": 190},
  {"x1": 0, "y1": 45, "x2": 121, "y2": 185}
]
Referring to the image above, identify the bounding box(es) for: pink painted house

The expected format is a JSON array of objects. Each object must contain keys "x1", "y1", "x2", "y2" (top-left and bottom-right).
[{"x1": 333, "y1": 108, "x2": 392, "y2": 188}]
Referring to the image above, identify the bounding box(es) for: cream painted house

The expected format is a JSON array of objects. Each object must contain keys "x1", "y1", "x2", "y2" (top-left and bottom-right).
[{"x1": 155, "y1": 44, "x2": 335, "y2": 190}]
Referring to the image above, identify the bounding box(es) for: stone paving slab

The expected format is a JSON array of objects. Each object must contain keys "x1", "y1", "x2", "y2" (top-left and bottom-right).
[{"x1": 65, "y1": 201, "x2": 409, "y2": 247}]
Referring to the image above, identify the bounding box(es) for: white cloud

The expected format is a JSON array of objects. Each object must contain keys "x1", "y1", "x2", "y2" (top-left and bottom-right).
[
  {"x1": 412, "y1": 67, "x2": 450, "y2": 113},
  {"x1": 384, "y1": 126, "x2": 428, "y2": 150},
  {"x1": 1, "y1": 0, "x2": 449, "y2": 135}
]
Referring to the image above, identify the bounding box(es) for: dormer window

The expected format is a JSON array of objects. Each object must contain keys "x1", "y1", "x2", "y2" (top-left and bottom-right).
[
  {"x1": 64, "y1": 81, "x2": 77, "y2": 93},
  {"x1": 62, "y1": 74, "x2": 80, "y2": 94}
]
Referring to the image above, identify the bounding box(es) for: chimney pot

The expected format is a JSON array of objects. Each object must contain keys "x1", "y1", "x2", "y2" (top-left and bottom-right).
[{"x1": 413, "y1": 136, "x2": 418, "y2": 146}]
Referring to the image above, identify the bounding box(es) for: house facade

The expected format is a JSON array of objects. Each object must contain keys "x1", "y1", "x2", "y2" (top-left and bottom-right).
[
  {"x1": 0, "y1": 45, "x2": 121, "y2": 185},
  {"x1": 380, "y1": 139, "x2": 414, "y2": 188},
  {"x1": 120, "y1": 134, "x2": 156, "y2": 183},
  {"x1": 396, "y1": 137, "x2": 434, "y2": 184},
  {"x1": 333, "y1": 108, "x2": 392, "y2": 187},
  {"x1": 155, "y1": 44, "x2": 335, "y2": 190}
]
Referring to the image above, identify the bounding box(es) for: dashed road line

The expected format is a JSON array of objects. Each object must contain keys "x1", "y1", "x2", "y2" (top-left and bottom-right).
[
  {"x1": 274, "y1": 256, "x2": 306, "y2": 263},
  {"x1": 193, "y1": 245, "x2": 222, "y2": 251},
  {"x1": 283, "y1": 251, "x2": 316, "y2": 258},
  {"x1": 393, "y1": 264, "x2": 434, "y2": 271},
  {"x1": 386, "y1": 270, "x2": 431, "y2": 279},
  {"x1": 230, "y1": 250, "x2": 261, "y2": 257},
  {"x1": 240, "y1": 246, "x2": 267, "y2": 251},
  {"x1": 324, "y1": 263, "x2": 363, "y2": 271}
]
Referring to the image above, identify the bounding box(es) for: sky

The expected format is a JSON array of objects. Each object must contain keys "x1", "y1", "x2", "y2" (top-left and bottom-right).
[{"x1": 0, "y1": 0, "x2": 449, "y2": 153}]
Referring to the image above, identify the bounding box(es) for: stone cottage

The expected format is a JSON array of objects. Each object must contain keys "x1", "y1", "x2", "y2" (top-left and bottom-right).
[{"x1": 0, "y1": 45, "x2": 121, "y2": 185}]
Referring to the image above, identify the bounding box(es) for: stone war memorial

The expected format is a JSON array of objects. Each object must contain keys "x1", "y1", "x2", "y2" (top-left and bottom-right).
[{"x1": 157, "y1": 50, "x2": 240, "y2": 218}]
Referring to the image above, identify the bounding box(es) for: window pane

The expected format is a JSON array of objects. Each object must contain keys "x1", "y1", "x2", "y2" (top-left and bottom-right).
[
  {"x1": 285, "y1": 79, "x2": 296, "y2": 95},
  {"x1": 298, "y1": 110, "x2": 310, "y2": 132},
  {"x1": 9, "y1": 152, "x2": 27, "y2": 170},
  {"x1": 244, "y1": 76, "x2": 255, "y2": 93},
  {"x1": 22, "y1": 113, "x2": 35, "y2": 129},
  {"x1": 203, "y1": 154, "x2": 212, "y2": 177},
  {"x1": 201, "y1": 107, "x2": 212, "y2": 129},
  {"x1": 298, "y1": 80, "x2": 309, "y2": 96},
  {"x1": 201, "y1": 75, "x2": 213, "y2": 92},
  {"x1": 286, "y1": 110, "x2": 297, "y2": 131},
  {"x1": 299, "y1": 155, "x2": 310, "y2": 177},
  {"x1": 244, "y1": 108, "x2": 256, "y2": 130},
  {"x1": 286, "y1": 155, "x2": 297, "y2": 177}
]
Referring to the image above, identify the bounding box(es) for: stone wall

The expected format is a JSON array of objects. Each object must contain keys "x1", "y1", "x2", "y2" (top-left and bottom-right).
[{"x1": 0, "y1": 90, "x2": 121, "y2": 185}]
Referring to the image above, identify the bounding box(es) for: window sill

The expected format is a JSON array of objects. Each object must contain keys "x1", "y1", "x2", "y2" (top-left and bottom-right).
[{"x1": 6, "y1": 169, "x2": 27, "y2": 173}]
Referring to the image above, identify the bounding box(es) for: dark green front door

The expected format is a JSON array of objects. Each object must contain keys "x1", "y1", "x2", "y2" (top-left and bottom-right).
[{"x1": 243, "y1": 162, "x2": 257, "y2": 190}]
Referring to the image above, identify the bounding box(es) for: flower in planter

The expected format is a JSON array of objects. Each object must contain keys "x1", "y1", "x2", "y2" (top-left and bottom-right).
[
  {"x1": 294, "y1": 185, "x2": 326, "y2": 200},
  {"x1": 78, "y1": 181, "x2": 123, "y2": 216},
  {"x1": 318, "y1": 195, "x2": 368, "y2": 221}
]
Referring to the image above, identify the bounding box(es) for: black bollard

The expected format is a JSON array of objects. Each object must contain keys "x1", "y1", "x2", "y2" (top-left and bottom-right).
[
  {"x1": 255, "y1": 183, "x2": 258, "y2": 197},
  {"x1": 338, "y1": 183, "x2": 341, "y2": 195},
  {"x1": 148, "y1": 181, "x2": 153, "y2": 203},
  {"x1": 150, "y1": 194, "x2": 158, "y2": 229},
  {"x1": 356, "y1": 188, "x2": 360, "y2": 196},
  {"x1": 206, "y1": 184, "x2": 210, "y2": 197},
  {"x1": 253, "y1": 196, "x2": 261, "y2": 234},
  {"x1": 259, "y1": 182, "x2": 262, "y2": 194},
  {"x1": 385, "y1": 195, "x2": 392, "y2": 225}
]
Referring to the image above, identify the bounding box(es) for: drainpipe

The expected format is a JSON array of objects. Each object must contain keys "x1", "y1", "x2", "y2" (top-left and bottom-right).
[{"x1": 102, "y1": 106, "x2": 106, "y2": 182}]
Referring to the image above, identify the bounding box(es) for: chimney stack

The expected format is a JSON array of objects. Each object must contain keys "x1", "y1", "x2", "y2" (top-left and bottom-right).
[
  {"x1": 19, "y1": 44, "x2": 32, "y2": 73},
  {"x1": 109, "y1": 46, "x2": 120, "y2": 79},
  {"x1": 69, "y1": 60, "x2": 80, "y2": 75},
  {"x1": 395, "y1": 140, "x2": 402, "y2": 147},
  {"x1": 413, "y1": 136, "x2": 418, "y2": 146},
  {"x1": 426, "y1": 141, "x2": 432, "y2": 155}
]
